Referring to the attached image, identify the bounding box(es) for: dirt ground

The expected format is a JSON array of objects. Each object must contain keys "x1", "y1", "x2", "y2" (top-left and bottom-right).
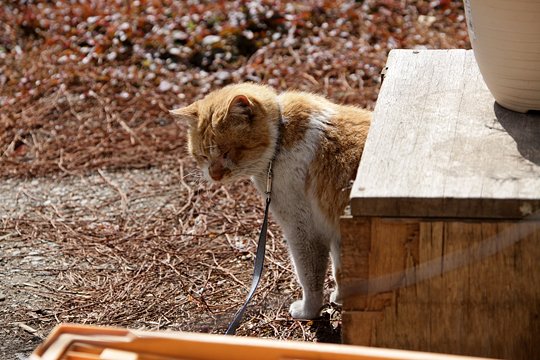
[{"x1": 0, "y1": 165, "x2": 341, "y2": 359}]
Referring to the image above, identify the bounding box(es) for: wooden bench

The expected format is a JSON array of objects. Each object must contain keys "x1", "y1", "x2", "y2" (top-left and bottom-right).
[{"x1": 341, "y1": 49, "x2": 540, "y2": 360}]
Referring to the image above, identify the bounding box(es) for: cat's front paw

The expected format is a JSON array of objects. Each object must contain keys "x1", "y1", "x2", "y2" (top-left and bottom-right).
[{"x1": 289, "y1": 300, "x2": 322, "y2": 320}]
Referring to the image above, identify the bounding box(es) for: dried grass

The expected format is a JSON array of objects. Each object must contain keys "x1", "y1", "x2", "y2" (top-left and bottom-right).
[{"x1": 1, "y1": 167, "x2": 340, "y2": 341}]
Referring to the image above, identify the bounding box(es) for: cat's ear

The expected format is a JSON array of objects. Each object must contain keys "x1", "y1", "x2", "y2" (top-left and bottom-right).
[
  {"x1": 169, "y1": 102, "x2": 199, "y2": 126},
  {"x1": 226, "y1": 95, "x2": 255, "y2": 120}
]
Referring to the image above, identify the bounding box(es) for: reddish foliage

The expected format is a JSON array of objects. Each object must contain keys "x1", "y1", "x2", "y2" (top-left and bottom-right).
[{"x1": 0, "y1": 0, "x2": 470, "y2": 178}]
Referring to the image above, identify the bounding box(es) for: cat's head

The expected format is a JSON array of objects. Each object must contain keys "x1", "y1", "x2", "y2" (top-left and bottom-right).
[{"x1": 171, "y1": 83, "x2": 280, "y2": 183}]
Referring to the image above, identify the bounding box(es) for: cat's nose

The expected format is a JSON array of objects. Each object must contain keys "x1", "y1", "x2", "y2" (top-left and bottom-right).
[
  {"x1": 208, "y1": 161, "x2": 226, "y2": 181},
  {"x1": 209, "y1": 169, "x2": 224, "y2": 181}
]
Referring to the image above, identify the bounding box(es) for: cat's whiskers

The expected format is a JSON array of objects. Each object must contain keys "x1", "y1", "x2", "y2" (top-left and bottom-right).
[
  {"x1": 196, "y1": 173, "x2": 212, "y2": 188},
  {"x1": 187, "y1": 169, "x2": 199, "y2": 182},
  {"x1": 184, "y1": 169, "x2": 201, "y2": 179},
  {"x1": 182, "y1": 167, "x2": 212, "y2": 190}
]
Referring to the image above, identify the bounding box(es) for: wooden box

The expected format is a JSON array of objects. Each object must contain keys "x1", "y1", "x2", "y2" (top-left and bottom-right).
[
  {"x1": 31, "y1": 324, "x2": 489, "y2": 360},
  {"x1": 341, "y1": 50, "x2": 540, "y2": 360}
]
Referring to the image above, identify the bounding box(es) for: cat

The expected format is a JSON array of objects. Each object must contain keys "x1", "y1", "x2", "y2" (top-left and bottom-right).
[{"x1": 171, "y1": 83, "x2": 371, "y2": 319}]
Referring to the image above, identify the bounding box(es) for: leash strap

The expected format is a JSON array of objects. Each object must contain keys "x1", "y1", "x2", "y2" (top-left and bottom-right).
[
  {"x1": 225, "y1": 196, "x2": 271, "y2": 335},
  {"x1": 225, "y1": 111, "x2": 281, "y2": 335}
]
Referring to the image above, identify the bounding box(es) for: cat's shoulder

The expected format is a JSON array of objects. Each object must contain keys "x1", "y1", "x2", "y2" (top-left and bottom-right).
[
  {"x1": 278, "y1": 90, "x2": 333, "y2": 109},
  {"x1": 277, "y1": 90, "x2": 370, "y2": 124}
]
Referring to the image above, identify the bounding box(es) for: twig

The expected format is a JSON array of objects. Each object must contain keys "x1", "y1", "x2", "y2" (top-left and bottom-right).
[
  {"x1": 14, "y1": 322, "x2": 46, "y2": 339},
  {"x1": 97, "y1": 169, "x2": 129, "y2": 216}
]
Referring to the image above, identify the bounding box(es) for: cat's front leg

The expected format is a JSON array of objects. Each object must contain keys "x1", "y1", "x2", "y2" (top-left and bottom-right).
[{"x1": 286, "y1": 234, "x2": 329, "y2": 319}]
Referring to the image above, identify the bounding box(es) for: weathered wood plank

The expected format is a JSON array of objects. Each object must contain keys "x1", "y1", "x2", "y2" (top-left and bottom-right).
[
  {"x1": 340, "y1": 214, "x2": 371, "y2": 310},
  {"x1": 342, "y1": 311, "x2": 383, "y2": 346},
  {"x1": 351, "y1": 49, "x2": 540, "y2": 219},
  {"x1": 342, "y1": 218, "x2": 540, "y2": 360}
]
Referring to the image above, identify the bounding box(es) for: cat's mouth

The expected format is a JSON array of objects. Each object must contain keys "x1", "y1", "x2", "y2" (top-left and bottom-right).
[
  {"x1": 208, "y1": 169, "x2": 245, "y2": 185},
  {"x1": 208, "y1": 168, "x2": 231, "y2": 182},
  {"x1": 205, "y1": 161, "x2": 260, "y2": 184},
  {"x1": 206, "y1": 160, "x2": 232, "y2": 182}
]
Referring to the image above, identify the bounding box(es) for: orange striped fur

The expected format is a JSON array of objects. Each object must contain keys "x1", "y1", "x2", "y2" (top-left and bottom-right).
[{"x1": 172, "y1": 83, "x2": 371, "y2": 319}]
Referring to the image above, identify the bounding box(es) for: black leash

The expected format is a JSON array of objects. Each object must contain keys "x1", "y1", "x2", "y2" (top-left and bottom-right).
[
  {"x1": 225, "y1": 108, "x2": 283, "y2": 335},
  {"x1": 225, "y1": 161, "x2": 274, "y2": 335},
  {"x1": 224, "y1": 199, "x2": 271, "y2": 334}
]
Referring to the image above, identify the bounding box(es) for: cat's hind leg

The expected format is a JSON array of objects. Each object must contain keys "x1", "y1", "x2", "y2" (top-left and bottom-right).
[
  {"x1": 329, "y1": 238, "x2": 342, "y2": 305},
  {"x1": 286, "y1": 234, "x2": 329, "y2": 319}
]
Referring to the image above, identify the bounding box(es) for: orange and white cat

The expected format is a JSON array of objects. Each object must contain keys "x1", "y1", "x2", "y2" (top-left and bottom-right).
[{"x1": 171, "y1": 83, "x2": 371, "y2": 319}]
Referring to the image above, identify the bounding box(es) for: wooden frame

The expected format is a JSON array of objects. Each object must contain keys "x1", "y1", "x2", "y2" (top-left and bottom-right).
[
  {"x1": 341, "y1": 214, "x2": 540, "y2": 359},
  {"x1": 31, "y1": 324, "x2": 492, "y2": 360}
]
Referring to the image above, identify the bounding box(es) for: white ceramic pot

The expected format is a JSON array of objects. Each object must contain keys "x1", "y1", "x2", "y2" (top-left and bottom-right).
[{"x1": 464, "y1": 0, "x2": 540, "y2": 113}]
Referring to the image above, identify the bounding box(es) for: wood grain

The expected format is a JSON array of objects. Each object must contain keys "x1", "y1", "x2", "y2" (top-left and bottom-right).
[
  {"x1": 340, "y1": 214, "x2": 371, "y2": 310},
  {"x1": 351, "y1": 49, "x2": 540, "y2": 219},
  {"x1": 341, "y1": 218, "x2": 540, "y2": 360}
]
